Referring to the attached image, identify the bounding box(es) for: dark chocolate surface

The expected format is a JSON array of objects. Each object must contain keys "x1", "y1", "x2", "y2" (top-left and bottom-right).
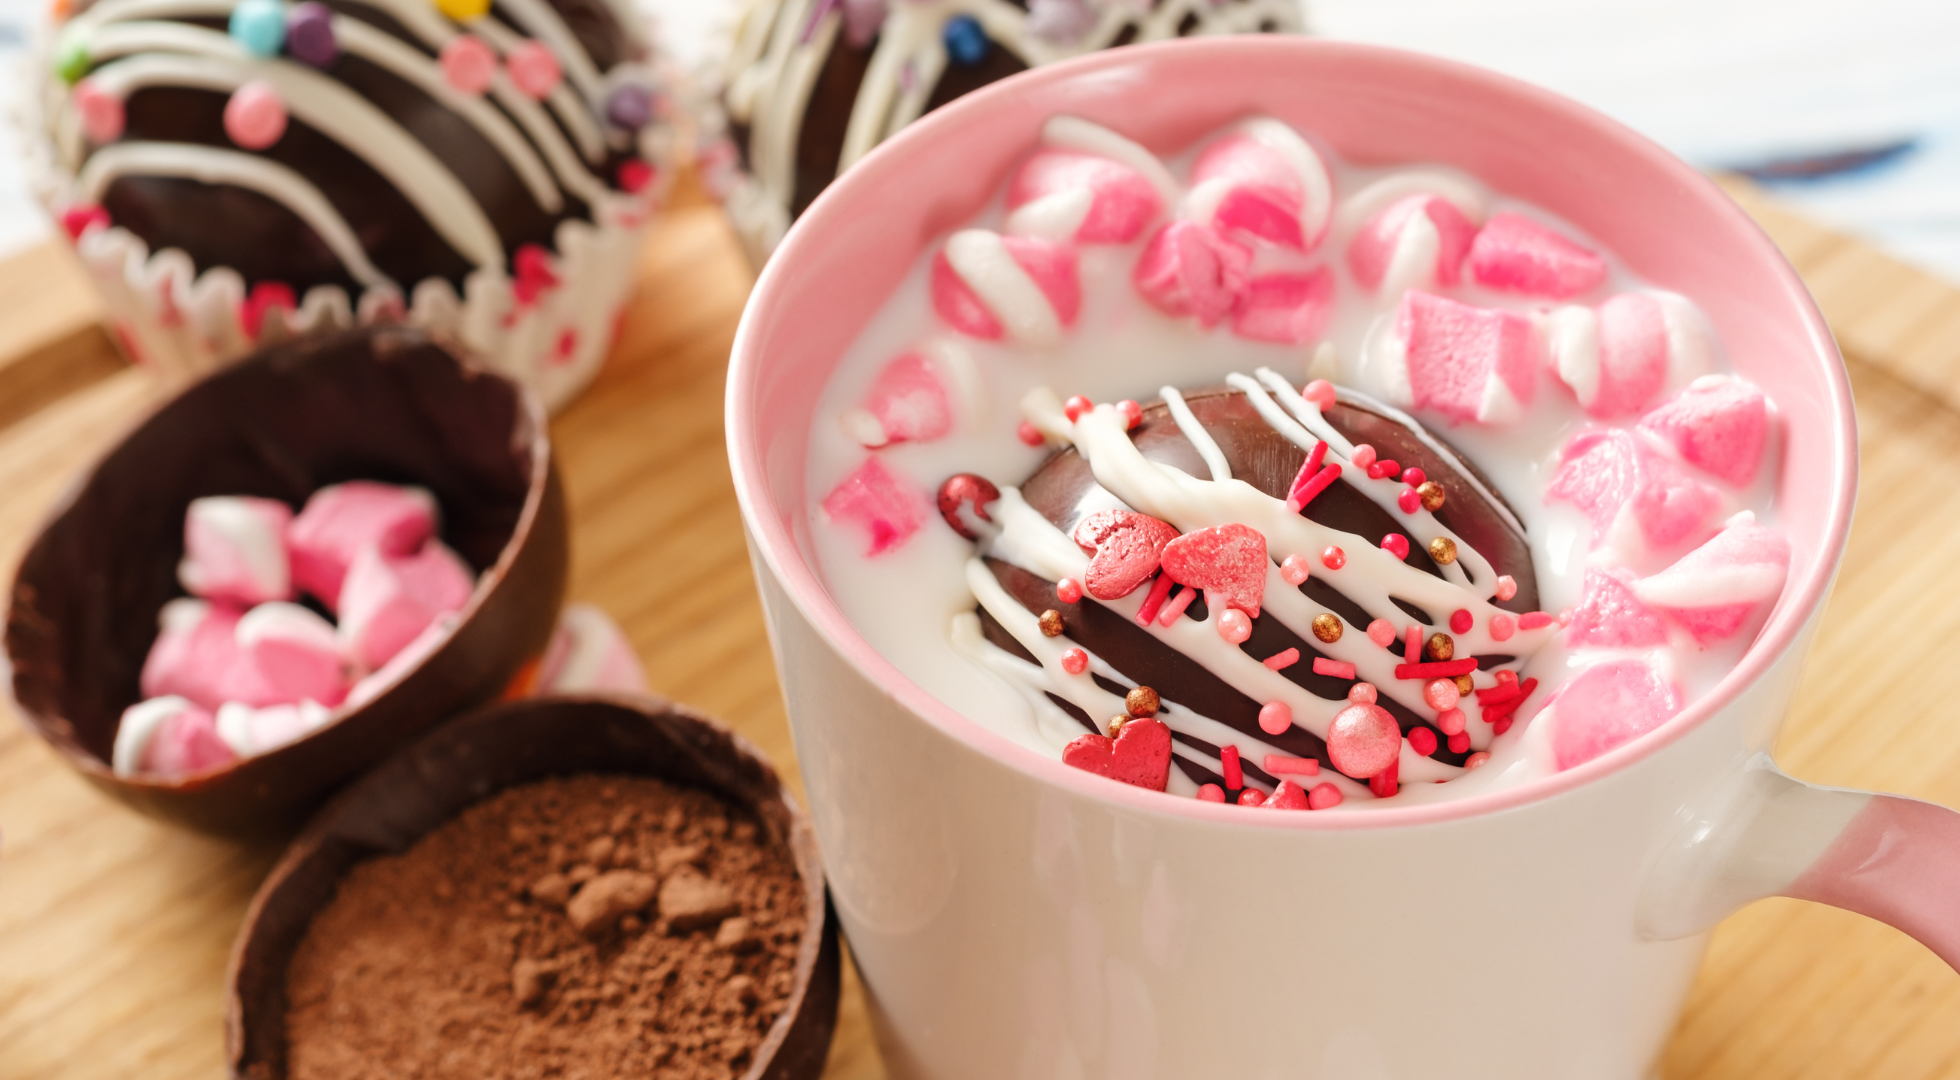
[{"x1": 979, "y1": 389, "x2": 1539, "y2": 780}]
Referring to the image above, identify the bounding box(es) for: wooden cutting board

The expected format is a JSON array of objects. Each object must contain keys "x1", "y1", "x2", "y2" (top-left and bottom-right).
[{"x1": 0, "y1": 177, "x2": 1956, "y2": 1080}]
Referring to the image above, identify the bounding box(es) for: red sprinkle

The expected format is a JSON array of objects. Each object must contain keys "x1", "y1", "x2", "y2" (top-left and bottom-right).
[
  {"x1": 1476, "y1": 684, "x2": 1521, "y2": 706},
  {"x1": 1492, "y1": 716, "x2": 1515, "y2": 736},
  {"x1": 1116, "y1": 399, "x2": 1143, "y2": 429},
  {"x1": 1135, "y1": 572, "x2": 1177, "y2": 626},
  {"x1": 1263, "y1": 754, "x2": 1320, "y2": 776},
  {"x1": 1307, "y1": 783, "x2": 1343, "y2": 810},
  {"x1": 1220, "y1": 744, "x2": 1243, "y2": 790},
  {"x1": 1519, "y1": 611, "x2": 1556, "y2": 630},
  {"x1": 1056, "y1": 577, "x2": 1083, "y2": 604},
  {"x1": 1447, "y1": 732, "x2": 1471, "y2": 754},
  {"x1": 1237, "y1": 788, "x2": 1267, "y2": 807},
  {"x1": 1404, "y1": 624, "x2": 1422, "y2": 663},
  {"x1": 1449, "y1": 608, "x2": 1474, "y2": 634},
  {"x1": 1321, "y1": 545, "x2": 1346, "y2": 570},
  {"x1": 1060, "y1": 648, "x2": 1088, "y2": 675},
  {"x1": 1196, "y1": 783, "x2": 1225, "y2": 803},
  {"x1": 1368, "y1": 759, "x2": 1400, "y2": 798},
  {"x1": 1266, "y1": 780, "x2": 1311, "y2": 810},
  {"x1": 240, "y1": 280, "x2": 296, "y2": 339},
  {"x1": 1311, "y1": 657, "x2": 1356, "y2": 679},
  {"x1": 1402, "y1": 467, "x2": 1426, "y2": 486},
  {"x1": 617, "y1": 158, "x2": 655, "y2": 193},
  {"x1": 1408, "y1": 727, "x2": 1438, "y2": 756},
  {"x1": 1064, "y1": 395, "x2": 1093, "y2": 421},
  {"x1": 1366, "y1": 459, "x2": 1400, "y2": 480},
  {"x1": 1157, "y1": 584, "x2": 1197, "y2": 626},
  {"x1": 1287, "y1": 463, "x2": 1343, "y2": 513},
  {"x1": 1398, "y1": 488, "x2": 1421, "y2": 514},
  {"x1": 1497, "y1": 669, "x2": 1520, "y2": 686},
  {"x1": 1381, "y1": 533, "x2": 1410, "y2": 560},
  {"x1": 1017, "y1": 421, "x2": 1044, "y2": 446},
  {"x1": 1263, "y1": 647, "x2": 1300, "y2": 671},
  {"x1": 1395, "y1": 659, "x2": 1479, "y2": 679},
  {"x1": 61, "y1": 204, "x2": 110, "y2": 240}
]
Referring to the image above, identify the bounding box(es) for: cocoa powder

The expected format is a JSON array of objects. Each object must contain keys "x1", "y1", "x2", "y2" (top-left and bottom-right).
[{"x1": 284, "y1": 774, "x2": 807, "y2": 1079}]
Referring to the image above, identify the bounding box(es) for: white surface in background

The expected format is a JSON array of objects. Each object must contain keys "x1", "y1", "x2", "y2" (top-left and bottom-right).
[{"x1": 0, "y1": 0, "x2": 1953, "y2": 282}]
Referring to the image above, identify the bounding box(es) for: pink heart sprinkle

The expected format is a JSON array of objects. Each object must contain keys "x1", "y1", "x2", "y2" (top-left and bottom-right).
[
  {"x1": 1062, "y1": 717, "x2": 1171, "y2": 791},
  {"x1": 1071, "y1": 510, "x2": 1180, "y2": 601},
  {"x1": 1158, "y1": 523, "x2": 1268, "y2": 618}
]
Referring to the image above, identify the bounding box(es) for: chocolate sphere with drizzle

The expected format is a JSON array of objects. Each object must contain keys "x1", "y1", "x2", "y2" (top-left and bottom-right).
[{"x1": 964, "y1": 386, "x2": 1541, "y2": 798}]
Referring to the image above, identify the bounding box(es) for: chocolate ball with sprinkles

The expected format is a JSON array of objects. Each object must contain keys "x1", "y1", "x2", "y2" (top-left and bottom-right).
[
  {"x1": 697, "y1": 0, "x2": 1302, "y2": 265},
  {"x1": 943, "y1": 379, "x2": 1557, "y2": 805},
  {"x1": 36, "y1": 0, "x2": 676, "y2": 410}
]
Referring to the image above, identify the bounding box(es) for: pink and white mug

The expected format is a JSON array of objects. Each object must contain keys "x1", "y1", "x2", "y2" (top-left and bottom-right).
[{"x1": 728, "y1": 38, "x2": 1955, "y2": 1079}]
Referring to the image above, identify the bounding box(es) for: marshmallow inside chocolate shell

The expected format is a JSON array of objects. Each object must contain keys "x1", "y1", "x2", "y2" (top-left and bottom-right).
[{"x1": 977, "y1": 388, "x2": 1538, "y2": 788}]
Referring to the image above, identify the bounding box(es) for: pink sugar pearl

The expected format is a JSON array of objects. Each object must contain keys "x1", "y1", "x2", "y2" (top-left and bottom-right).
[
  {"x1": 1258, "y1": 701, "x2": 1292, "y2": 736},
  {"x1": 1302, "y1": 379, "x2": 1336, "y2": 411},
  {"x1": 1279, "y1": 553, "x2": 1311, "y2": 586},
  {"x1": 1436, "y1": 707, "x2": 1467, "y2": 736},
  {"x1": 1347, "y1": 682, "x2": 1377, "y2": 705},
  {"x1": 506, "y1": 40, "x2": 561, "y2": 99},
  {"x1": 224, "y1": 81, "x2": 287, "y2": 149},
  {"x1": 1060, "y1": 648, "x2": 1087, "y2": 675},
  {"x1": 439, "y1": 35, "x2": 496, "y2": 94},
  {"x1": 1423, "y1": 677, "x2": 1460, "y2": 711},
  {"x1": 1494, "y1": 574, "x2": 1518, "y2": 602},
  {"x1": 1366, "y1": 618, "x2": 1397, "y2": 647},
  {"x1": 1489, "y1": 613, "x2": 1516, "y2": 642},
  {"x1": 1307, "y1": 782, "x2": 1343, "y2": 810},
  {"x1": 74, "y1": 79, "x2": 124, "y2": 143},
  {"x1": 1327, "y1": 703, "x2": 1401, "y2": 779},
  {"x1": 1216, "y1": 608, "x2": 1252, "y2": 644}
]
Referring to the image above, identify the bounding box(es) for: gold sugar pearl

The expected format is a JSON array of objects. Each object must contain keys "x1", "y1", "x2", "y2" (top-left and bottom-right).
[
  {"x1": 1425, "y1": 632, "x2": 1455, "y2": 661},
  {"x1": 1417, "y1": 481, "x2": 1447, "y2": 512},
  {"x1": 1107, "y1": 715, "x2": 1130, "y2": 738},
  {"x1": 1125, "y1": 686, "x2": 1161, "y2": 718},
  {"x1": 1455, "y1": 674, "x2": 1475, "y2": 696},
  {"x1": 1038, "y1": 609, "x2": 1066, "y2": 637},
  {"x1": 1428, "y1": 536, "x2": 1458, "y2": 565},
  {"x1": 1312, "y1": 613, "x2": 1344, "y2": 643}
]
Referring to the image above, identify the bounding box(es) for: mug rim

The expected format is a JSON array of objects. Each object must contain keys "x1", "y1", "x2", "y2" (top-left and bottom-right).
[{"x1": 726, "y1": 36, "x2": 1858, "y2": 830}]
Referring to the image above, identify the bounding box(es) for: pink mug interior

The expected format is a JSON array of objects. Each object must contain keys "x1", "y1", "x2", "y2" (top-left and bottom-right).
[{"x1": 727, "y1": 36, "x2": 1857, "y2": 827}]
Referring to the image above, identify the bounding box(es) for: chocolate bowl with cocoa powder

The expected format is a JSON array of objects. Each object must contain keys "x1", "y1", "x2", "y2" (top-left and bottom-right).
[
  {"x1": 225, "y1": 694, "x2": 840, "y2": 1080},
  {"x1": 3, "y1": 325, "x2": 567, "y2": 838}
]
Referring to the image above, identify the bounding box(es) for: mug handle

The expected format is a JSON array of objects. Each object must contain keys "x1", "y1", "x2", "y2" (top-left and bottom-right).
[{"x1": 1638, "y1": 754, "x2": 1960, "y2": 969}]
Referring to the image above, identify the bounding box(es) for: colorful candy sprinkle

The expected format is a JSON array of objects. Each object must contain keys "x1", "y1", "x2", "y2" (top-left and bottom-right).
[
  {"x1": 1263, "y1": 754, "x2": 1320, "y2": 776},
  {"x1": 1133, "y1": 571, "x2": 1176, "y2": 626},
  {"x1": 223, "y1": 81, "x2": 287, "y2": 149},
  {"x1": 942, "y1": 13, "x2": 989, "y2": 64},
  {"x1": 1395, "y1": 659, "x2": 1477, "y2": 680},
  {"x1": 1366, "y1": 618, "x2": 1397, "y2": 647},
  {"x1": 1307, "y1": 783, "x2": 1343, "y2": 809},
  {"x1": 1449, "y1": 608, "x2": 1473, "y2": 634},
  {"x1": 605, "y1": 83, "x2": 653, "y2": 129},
  {"x1": 1157, "y1": 584, "x2": 1197, "y2": 626},
  {"x1": 1237, "y1": 788, "x2": 1266, "y2": 807},
  {"x1": 1408, "y1": 727, "x2": 1437, "y2": 756},
  {"x1": 1220, "y1": 743, "x2": 1243, "y2": 789},
  {"x1": 1017, "y1": 420, "x2": 1044, "y2": 446},
  {"x1": 1116, "y1": 399, "x2": 1143, "y2": 429},
  {"x1": 1321, "y1": 545, "x2": 1345, "y2": 570},
  {"x1": 1217, "y1": 608, "x2": 1252, "y2": 644},
  {"x1": 1266, "y1": 780, "x2": 1311, "y2": 810},
  {"x1": 54, "y1": 30, "x2": 89, "y2": 84},
  {"x1": 285, "y1": 2, "x2": 337, "y2": 67},
  {"x1": 1197, "y1": 783, "x2": 1225, "y2": 802},
  {"x1": 435, "y1": 0, "x2": 491, "y2": 19},
  {"x1": 507, "y1": 41, "x2": 562, "y2": 99},
  {"x1": 1519, "y1": 611, "x2": 1556, "y2": 630},
  {"x1": 1464, "y1": 752, "x2": 1491, "y2": 770},
  {"x1": 617, "y1": 159, "x2": 654, "y2": 193},
  {"x1": 1347, "y1": 681, "x2": 1377, "y2": 704},
  {"x1": 1380, "y1": 532, "x2": 1410, "y2": 560},
  {"x1": 439, "y1": 35, "x2": 496, "y2": 94},
  {"x1": 1430, "y1": 537, "x2": 1459, "y2": 565},
  {"x1": 1423, "y1": 678, "x2": 1460, "y2": 711},
  {"x1": 1328, "y1": 703, "x2": 1401, "y2": 779},
  {"x1": 1056, "y1": 576, "x2": 1082, "y2": 604},
  {"x1": 1494, "y1": 574, "x2": 1518, "y2": 601},
  {"x1": 1059, "y1": 647, "x2": 1087, "y2": 675},
  {"x1": 1402, "y1": 467, "x2": 1426, "y2": 486},
  {"x1": 1397, "y1": 488, "x2": 1421, "y2": 513},
  {"x1": 228, "y1": 0, "x2": 286, "y2": 57},
  {"x1": 1064, "y1": 394, "x2": 1092, "y2": 421},
  {"x1": 1435, "y1": 707, "x2": 1467, "y2": 736},
  {"x1": 73, "y1": 79, "x2": 123, "y2": 143},
  {"x1": 1489, "y1": 613, "x2": 1516, "y2": 642},
  {"x1": 1349, "y1": 443, "x2": 1376, "y2": 471},
  {"x1": 1279, "y1": 553, "x2": 1311, "y2": 586},
  {"x1": 1447, "y1": 732, "x2": 1471, "y2": 754},
  {"x1": 1263, "y1": 647, "x2": 1299, "y2": 671},
  {"x1": 1302, "y1": 379, "x2": 1336, "y2": 411}
]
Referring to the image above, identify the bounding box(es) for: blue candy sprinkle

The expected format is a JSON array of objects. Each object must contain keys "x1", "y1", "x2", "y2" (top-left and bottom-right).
[
  {"x1": 942, "y1": 14, "x2": 988, "y2": 66},
  {"x1": 228, "y1": 0, "x2": 287, "y2": 57}
]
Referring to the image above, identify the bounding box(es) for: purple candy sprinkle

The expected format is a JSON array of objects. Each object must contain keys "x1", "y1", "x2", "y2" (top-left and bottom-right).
[
  {"x1": 605, "y1": 84, "x2": 653, "y2": 130},
  {"x1": 285, "y1": 2, "x2": 337, "y2": 67}
]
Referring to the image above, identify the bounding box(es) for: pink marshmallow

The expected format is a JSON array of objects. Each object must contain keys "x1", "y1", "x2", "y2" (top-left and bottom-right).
[
  {"x1": 337, "y1": 540, "x2": 477, "y2": 669},
  {"x1": 1549, "y1": 660, "x2": 1682, "y2": 770},
  {"x1": 821, "y1": 457, "x2": 924, "y2": 557},
  {"x1": 1545, "y1": 292, "x2": 1713, "y2": 418},
  {"x1": 930, "y1": 230, "x2": 1080, "y2": 346},
  {"x1": 344, "y1": 613, "x2": 457, "y2": 708},
  {"x1": 113, "y1": 696, "x2": 236, "y2": 777},
  {"x1": 1632, "y1": 515, "x2": 1790, "y2": 645},
  {"x1": 216, "y1": 698, "x2": 331, "y2": 757},
  {"x1": 1232, "y1": 269, "x2": 1334, "y2": 345},
  {"x1": 1389, "y1": 291, "x2": 1538, "y2": 425},
  {"x1": 287, "y1": 481, "x2": 439, "y2": 608},
  {"x1": 1546, "y1": 429, "x2": 1725, "y2": 557},
  {"x1": 846, "y1": 351, "x2": 954, "y2": 448},
  {"x1": 177, "y1": 495, "x2": 293, "y2": 605},
  {"x1": 535, "y1": 603, "x2": 649, "y2": 695},
  {"x1": 1186, "y1": 122, "x2": 1331, "y2": 251},
  {"x1": 1467, "y1": 212, "x2": 1608, "y2": 299},
  {"x1": 1566, "y1": 569, "x2": 1670, "y2": 648},
  {"x1": 1346, "y1": 194, "x2": 1477, "y2": 294},
  {"x1": 140, "y1": 598, "x2": 244, "y2": 711},
  {"x1": 1133, "y1": 221, "x2": 1251, "y2": 327},
  {"x1": 1006, "y1": 149, "x2": 1162, "y2": 244},
  {"x1": 1638, "y1": 375, "x2": 1771, "y2": 486},
  {"x1": 231, "y1": 601, "x2": 348, "y2": 707}
]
